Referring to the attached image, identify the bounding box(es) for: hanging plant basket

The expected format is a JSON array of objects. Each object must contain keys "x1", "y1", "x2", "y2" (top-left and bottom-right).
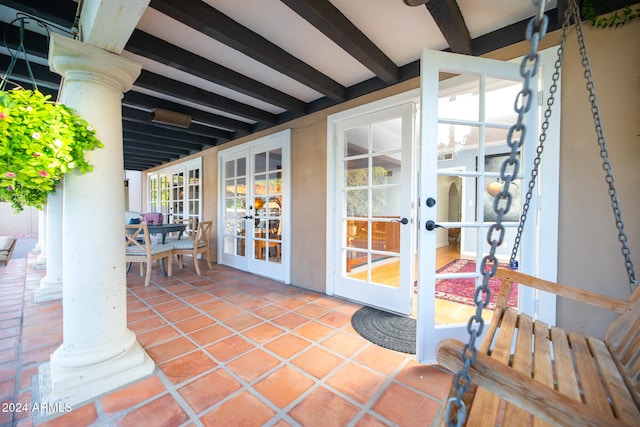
[{"x1": 0, "y1": 88, "x2": 103, "y2": 212}]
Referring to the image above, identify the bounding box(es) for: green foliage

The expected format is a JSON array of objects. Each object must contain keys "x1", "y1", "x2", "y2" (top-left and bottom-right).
[
  {"x1": 346, "y1": 166, "x2": 388, "y2": 216},
  {"x1": 0, "y1": 89, "x2": 103, "y2": 212},
  {"x1": 581, "y1": 1, "x2": 640, "y2": 28}
]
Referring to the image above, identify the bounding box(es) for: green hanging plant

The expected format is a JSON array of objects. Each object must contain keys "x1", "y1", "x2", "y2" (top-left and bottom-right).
[
  {"x1": 0, "y1": 88, "x2": 103, "y2": 212},
  {"x1": 581, "y1": 1, "x2": 640, "y2": 28}
]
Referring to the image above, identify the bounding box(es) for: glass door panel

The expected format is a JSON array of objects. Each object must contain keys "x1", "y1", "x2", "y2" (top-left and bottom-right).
[
  {"x1": 218, "y1": 130, "x2": 290, "y2": 282},
  {"x1": 186, "y1": 168, "x2": 200, "y2": 223},
  {"x1": 251, "y1": 148, "x2": 283, "y2": 267},
  {"x1": 222, "y1": 156, "x2": 248, "y2": 268},
  {"x1": 171, "y1": 171, "x2": 184, "y2": 222},
  {"x1": 147, "y1": 159, "x2": 202, "y2": 227},
  {"x1": 159, "y1": 174, "x2": 170, "y2": 221},
  {"x1": 149, "y1": 175, "x2": 159, "y2": 213},
  {"x1": 335, "y1": 103, "x2": 416, "y2": 315},
  {"x1": 418, "y1": 49, "x2": 538, "y2": 362}
]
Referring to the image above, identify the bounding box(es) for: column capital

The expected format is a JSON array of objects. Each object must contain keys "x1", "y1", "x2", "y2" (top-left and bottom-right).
[{"x1": 48, "y1": 33, "x2": 142, "y2": 93}]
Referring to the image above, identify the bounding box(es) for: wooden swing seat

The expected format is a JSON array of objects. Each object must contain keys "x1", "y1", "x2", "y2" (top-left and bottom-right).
[{"x1": 436, "y1": 267, "x2": 640, "y2": 427}]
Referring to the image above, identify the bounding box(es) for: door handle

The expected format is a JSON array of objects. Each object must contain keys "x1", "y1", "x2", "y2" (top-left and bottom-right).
[
  {"x1": 425, "y1": 220, "x2": 445, "y2": 231},
  {"x1": 243, "y1": 215, "x2": 254, "y2": 220},
  {"x1": 393, "y1": 218, "x2": 409, "y2": 225}
]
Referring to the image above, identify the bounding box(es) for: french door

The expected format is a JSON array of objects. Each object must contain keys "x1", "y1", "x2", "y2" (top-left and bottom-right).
[
  {"x1": 218, "y1": 130, "x2": 290, "y2": 283},
  {"x1": 331, "y1": 103, "x2": 416, "y2": 315},
  {"x1": 148, "y1": 158, "x2": 202, "y2": 224},
  {"x1": 416, "y1": 48, "x2": 559, "y2": 362}
]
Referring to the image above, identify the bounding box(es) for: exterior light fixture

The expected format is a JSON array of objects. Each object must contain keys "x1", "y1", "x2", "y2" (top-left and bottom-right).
[
  {"x1": 403, "y1": 0, "x2": 428, "y2": 6},
  {"x1": 150, "y1": 108, "x2": 192, "y2": 128}
]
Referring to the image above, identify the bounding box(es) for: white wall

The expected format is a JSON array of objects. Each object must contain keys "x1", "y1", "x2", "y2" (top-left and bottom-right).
[
  {"x1": 125, "y1": 170, "x2": 142, "y2": 213},
  {"x1": 0, "y1": 203, "x2": 39, "y2": 235}
]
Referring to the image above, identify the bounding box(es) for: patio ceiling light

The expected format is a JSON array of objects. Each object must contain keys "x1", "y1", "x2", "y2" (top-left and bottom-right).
[
  {"x1": 402, "y1": 0, "x2": 428, "y2": 6},
  {"x1": 150, "y1": 108, "x2": 192, "y2": 128}
]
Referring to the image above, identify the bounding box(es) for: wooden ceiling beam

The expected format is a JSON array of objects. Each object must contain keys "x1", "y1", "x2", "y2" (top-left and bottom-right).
[
  {"x1": 123, "y1": 123, "x2": 215, "y2": 149},
  {"x1": 135, "y1": 70, "x2": 277, "y2": 124},
  {"x1": 471, "y1": 8, "x2": 563, "y2": 56},
  {"x1": 126, "y1": 30, "x2": 307, "y2": 113},
  {"x1": 122, "y1": 91, "x2": 252, "y2": 136},
  {"x1": 1, "y1": 0, "x2": 76, "y2": 29},
  {"x1": 281, "y1": 0, "x2": 399, "y2": 84},
  {"x1": 124, "y1": 161, "x2": 162, "y2": 171},
  {"x1": 0, "y1": 52, "x2": 58, "y2": 88},
  {"x1": 123, "y1": 147, "x2": 178, "y2": 161},
  {"x1": 424, "y1": 0, "x2": 472, "y2": 55},
  {"x1": 123, "y1": 140, "x2": 192, "y2": 156},
  {"x1": 149, "y1": 0, "x2": 347, "y2": 101}
]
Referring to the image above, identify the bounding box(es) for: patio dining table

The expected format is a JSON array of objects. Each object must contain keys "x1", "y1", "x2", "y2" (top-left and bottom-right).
[
  {"x1": 146, "y1": 223, "x2": 187, "y2": 244},
  {"x1": 126, "y1": 223, "x2": 187, "y2": 278}
]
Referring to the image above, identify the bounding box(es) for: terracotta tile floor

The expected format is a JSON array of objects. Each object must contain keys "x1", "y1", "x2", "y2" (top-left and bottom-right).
[{"x1": 0, "y1": 254, "x2": 453, "y2": 427}]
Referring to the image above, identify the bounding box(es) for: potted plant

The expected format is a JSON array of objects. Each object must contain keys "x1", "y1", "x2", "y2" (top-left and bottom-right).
[{"x1": 0, "y1": 88, "x2": 103, "y2": 212}]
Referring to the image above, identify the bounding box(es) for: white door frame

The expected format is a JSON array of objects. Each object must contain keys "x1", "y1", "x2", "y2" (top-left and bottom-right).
[
  {"x1": 416, "y1": 47, "x2": 561, "y2": 363},
  {"x1": 326, "y1": 90, "x2": 419, "y2": 302}
]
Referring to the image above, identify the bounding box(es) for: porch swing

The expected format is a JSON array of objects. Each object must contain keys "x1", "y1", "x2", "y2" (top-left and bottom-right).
[{"x1": 434, "y1": 1, "x2": 640, "y2": 426}]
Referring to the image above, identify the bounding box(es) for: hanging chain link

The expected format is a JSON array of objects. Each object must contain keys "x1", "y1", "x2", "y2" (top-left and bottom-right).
[
  {"x1": 513, "y1": 0, "x2": 636, "y2": 293},
  {"x1": 444, "y1": 1, "x2": 549, "y2": 425},
  {"x1": 510, "y1": 3, "x2": 574, "y2": 269},
  {"x1": 568, "y1": 0, "x2": 637, "y2": 293},
  {"x1": 447, "y1": 0, "x2": 637, "y2": 424}
]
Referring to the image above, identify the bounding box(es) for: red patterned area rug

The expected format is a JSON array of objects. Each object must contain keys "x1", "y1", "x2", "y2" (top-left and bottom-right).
[{"x1": 435, "y1": 259, "x2": 518, "y2": 309}]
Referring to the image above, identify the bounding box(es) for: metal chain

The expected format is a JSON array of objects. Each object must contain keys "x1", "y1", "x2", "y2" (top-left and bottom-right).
[
  {"x1": 444, "y1": 1, "x2": 549, "y2": 425},
  {"x1": 1, "y1": 17, "x2": 38, "y2": 92},
  {"x1": 447, "y1": 1, "x2": 637, "y2": 424},
  {"x1": 509, "y1": 2, "x2": 574, "y2": 269},
  {"x1": 569, "y1": 0, "x2": 637, "y2": 293},
  {"x1": 512, "y1": 0, "x2": 637, "y2": 293}
]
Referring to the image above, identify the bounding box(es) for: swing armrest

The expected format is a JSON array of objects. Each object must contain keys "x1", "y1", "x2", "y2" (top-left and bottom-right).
[
  {"x1": 495, "y1": 267, "x2": 628, "y2": 313},
  {"x1": 436, "y1": 338, "x2": 633, "y2": 427}
]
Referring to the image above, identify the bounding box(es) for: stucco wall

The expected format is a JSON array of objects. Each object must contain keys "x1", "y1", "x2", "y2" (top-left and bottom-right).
[
  {"x1": 555, "y1": 19, "x2": 640, "y2": 338},
  {"x1": 289, "y1": 120, "x2": 327, "y2": 291},
  {"x1": 473, "y1": 15, "x2": 639, "y2": 338},
  {"x1": 143, "y1": 16, "x2": 639, "y2": 338},
  {"x1": 143, "y1": 79, "x2": 419, "y2": 292},
  {"x1": 202, "y1": 153, "x2": 218, "y2": 260}
]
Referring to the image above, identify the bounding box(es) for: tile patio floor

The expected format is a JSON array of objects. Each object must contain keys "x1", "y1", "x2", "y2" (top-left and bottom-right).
[{"x1": 0, "y1": 253, "x2": 453, "y2": 427}]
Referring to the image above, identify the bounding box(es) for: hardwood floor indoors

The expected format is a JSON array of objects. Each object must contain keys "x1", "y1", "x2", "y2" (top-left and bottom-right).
[
  {"x1": 433, "y1": 243, "x2": 493, "y2": 325},
  {"x1": 347, "y1": 242, "x2": 493, "y2": 324}
]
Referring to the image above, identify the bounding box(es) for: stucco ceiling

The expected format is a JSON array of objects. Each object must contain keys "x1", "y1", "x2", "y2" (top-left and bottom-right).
[{"x1": 0, "y1": 0, "x2": 628, "y2": 170}]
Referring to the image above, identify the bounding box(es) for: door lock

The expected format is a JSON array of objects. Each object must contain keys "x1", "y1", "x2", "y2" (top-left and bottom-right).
[{"x1": 242, "y1": 215, "x2": 254, "y2": 220}]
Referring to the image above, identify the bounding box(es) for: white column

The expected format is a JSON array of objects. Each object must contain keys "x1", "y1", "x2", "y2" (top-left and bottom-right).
[
  {"x1": 38, "y1": 33, "x2": 154, "y2": 408},
  {"x1": 34, "y1": 183, "x2": 63, "y2": 302},
  {"x1": 34, "y1": 208, "x2": 47, "y2": 268},
  {"x1": 32, "y1": 211, "x2": 43, "y2": 254}
]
